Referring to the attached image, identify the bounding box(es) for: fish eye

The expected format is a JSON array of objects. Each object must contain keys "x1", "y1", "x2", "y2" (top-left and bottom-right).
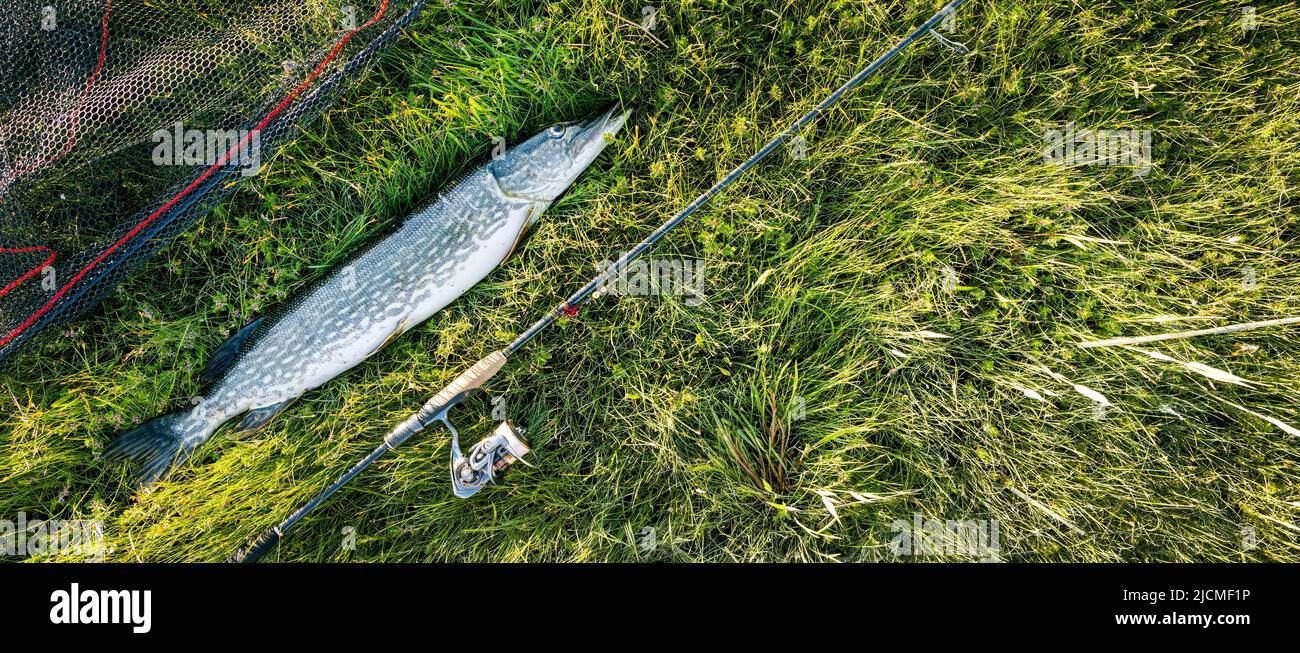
[{"x1": 547, "y1": 124, "x2": 565, "y2": 138}]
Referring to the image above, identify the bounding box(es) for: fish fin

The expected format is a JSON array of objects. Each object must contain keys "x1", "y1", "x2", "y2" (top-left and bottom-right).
[
  {"x1": 367, "y1": 317, "x2": 409, "y2": 356},
  {"x1": 502, "y1": 208, "x2": 537, "y2": 262},
  {"x1": 229, "y1": 400, "x2": 295, "y2": 437},
  {"x1": 199, "y1": 317, "x2": 264, "y2": 385},
  {"x1": 102, "y1": 412, "x2": 209, "y2": 488}
]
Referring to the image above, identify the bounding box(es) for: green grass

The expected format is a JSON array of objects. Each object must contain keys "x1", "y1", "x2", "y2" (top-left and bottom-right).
[{"x1": 3, "y1": 0, "x2": 1299, "y2": 562}]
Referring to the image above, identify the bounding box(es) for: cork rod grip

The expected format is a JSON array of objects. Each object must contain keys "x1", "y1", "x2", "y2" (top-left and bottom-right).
[{"x1": 430, "y1": 350, "x2": 508, "y2": 407}]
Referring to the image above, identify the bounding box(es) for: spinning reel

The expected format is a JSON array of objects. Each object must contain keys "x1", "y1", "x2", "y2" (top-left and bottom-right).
[
  {"x1": 379, "y1": 349, "x2": 532, "y2": 499},
  {"x1": 448, "y1": 419, "x2": 532, "y2": 498}
]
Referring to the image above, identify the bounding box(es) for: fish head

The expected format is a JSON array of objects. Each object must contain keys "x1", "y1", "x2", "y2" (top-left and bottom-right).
[{"x1": 489, "y1": 103, "x2": 630, "y2": 210}]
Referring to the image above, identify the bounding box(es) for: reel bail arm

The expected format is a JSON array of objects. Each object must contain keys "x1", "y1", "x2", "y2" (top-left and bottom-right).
[{"x1": 451, "y1": 420, "x2": 532, "y2": 498}]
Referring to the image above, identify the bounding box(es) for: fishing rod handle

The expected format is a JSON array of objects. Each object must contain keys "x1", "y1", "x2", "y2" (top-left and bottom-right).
[
  {"x1": 428, "y1": 350, "x2": 508, "y2": 411},
  {"x1": 229, "y1": 528, "x2": 280, "y2": 563},
  {"x1": 384, "y1": 349, "x2": 509, "y2": 448}
]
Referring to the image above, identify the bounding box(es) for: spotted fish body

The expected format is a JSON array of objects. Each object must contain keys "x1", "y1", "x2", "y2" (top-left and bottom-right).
[{"x1": 105, "y1": 105, "x2": 630, "y2": 486}]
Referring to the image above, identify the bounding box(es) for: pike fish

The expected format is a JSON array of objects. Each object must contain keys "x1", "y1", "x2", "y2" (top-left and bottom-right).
[{"x1": 104, "y1": 104, "x2": 630, "y2": 486}]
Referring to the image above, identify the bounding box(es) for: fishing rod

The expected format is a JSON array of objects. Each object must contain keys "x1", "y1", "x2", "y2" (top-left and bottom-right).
[{"x1": 230, "y1": 0, "x2": 973, "y2": 563}]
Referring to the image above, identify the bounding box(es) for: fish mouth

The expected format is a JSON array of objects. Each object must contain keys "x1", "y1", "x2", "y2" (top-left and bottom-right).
[
  {"x1": 594, "y1": 101, "x2": 631, "y2": 135},
  {"x1": 504, "y1": 102, "x2": 629, "y2": 204},
  {"x1": 574, "y1": 101, "x2": 631, "y2": 151}
]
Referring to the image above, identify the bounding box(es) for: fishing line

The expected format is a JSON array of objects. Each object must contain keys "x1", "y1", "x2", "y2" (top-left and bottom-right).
[{"x1": 230, "y1": 0, "x2": 974, "y2": 563}]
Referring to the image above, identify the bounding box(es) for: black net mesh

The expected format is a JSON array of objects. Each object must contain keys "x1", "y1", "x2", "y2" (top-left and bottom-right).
[{"x1": 0, "y1": 0, "x2": 425, "y2": 363}]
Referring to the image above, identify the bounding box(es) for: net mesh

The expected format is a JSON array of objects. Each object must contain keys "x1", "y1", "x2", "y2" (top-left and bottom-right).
[{"x1": 0, "y1": 0, "x2": 425, "y2": 363}]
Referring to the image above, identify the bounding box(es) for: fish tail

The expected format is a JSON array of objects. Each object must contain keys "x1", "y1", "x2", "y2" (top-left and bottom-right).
[{"x1": 102, "y1": 410, "x2": 213, "y2": 488}]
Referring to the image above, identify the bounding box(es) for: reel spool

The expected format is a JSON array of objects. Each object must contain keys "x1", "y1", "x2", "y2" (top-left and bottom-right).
[{"x1": 449, "y1": 419, "x2": 532, "y2": 498}]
